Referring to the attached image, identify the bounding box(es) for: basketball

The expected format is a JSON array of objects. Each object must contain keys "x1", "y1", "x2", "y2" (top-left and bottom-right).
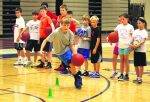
[
  {"x1": 75, "y1": 27, "x2": 86, "y2": 37},
  {"x1": 21, "y1": 32, "x2": 30, "y2": 42},
  {"x1": 45, "y1": 27, "x2": 52, "y2": 36},
  {"x1": 107, "y1": 32, "x2": 119, "y2": 43},
  {"x1": 71, "y1": 54, "x2": 84, "y2": 66}
]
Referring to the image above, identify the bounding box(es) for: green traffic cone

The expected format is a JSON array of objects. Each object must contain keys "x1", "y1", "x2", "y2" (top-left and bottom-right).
[
  {"x1": 48, "y1": 88, "x2": 53, "y2": 98},
  {"x1": 55, "y1": 77, "x2": 60, "y2": 87}
]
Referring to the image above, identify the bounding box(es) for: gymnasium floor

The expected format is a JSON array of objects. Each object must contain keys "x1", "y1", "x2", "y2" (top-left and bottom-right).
[{"x1": 0, "y1": 42, "x2": 150, "y2": 102}]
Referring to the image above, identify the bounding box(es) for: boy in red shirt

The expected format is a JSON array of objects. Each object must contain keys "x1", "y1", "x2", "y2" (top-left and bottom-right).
[{"x1": 37, "y1": 6, "x2": 55, "y2": 68}]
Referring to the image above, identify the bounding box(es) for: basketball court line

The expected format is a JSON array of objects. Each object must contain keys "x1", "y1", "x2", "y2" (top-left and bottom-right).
[
  {"x1": 81, "y1": 75, "x2": 110, "y2": 102},
  {"x1": 0, "y1": 67, "x2": 110, "y2": 101},
  {"x1": 0, "y1": 88, "x2": 46, "y2": 102}
]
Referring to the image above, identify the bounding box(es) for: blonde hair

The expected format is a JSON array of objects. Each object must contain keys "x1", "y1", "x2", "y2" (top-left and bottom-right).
[
  {"x1": 82, "y1": 14, "x2": 90, "y2": 22},
  {"x1": 60, "y1": 17, "x2": 70, "y2": 24},
  {"x1": 90, "y1": 15, "x2": 99, "y2": 21}
]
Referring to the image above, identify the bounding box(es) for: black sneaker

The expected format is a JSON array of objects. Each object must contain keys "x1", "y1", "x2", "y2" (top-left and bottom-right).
[
  {"x1": 137, "y1": 79, "x2": 142, "y2": 84},
  {"x1": 82, "y1": 71, "x2": 89, "y2": 76},
  {"x1": 74, "y1": 71, "x2": 82, "y2": 89},
  {"x1": 60, "y1": 68, "x2": 69, "y2": 74},
  {"x1": 36, "y1": 61, "x2": 44, "y2": 68},
  {"x1": 46, "y1": 62, "x2": 52, "y2": 69},
  {"x1": 118, "y1": 74, "x2": 124, "y2": 81},
  {"x1": 110, "y1": 72, "x2": 118, "y2": 78},
  {"x1": 124, "y1": 74, "x2": 129, "y2": 81}
]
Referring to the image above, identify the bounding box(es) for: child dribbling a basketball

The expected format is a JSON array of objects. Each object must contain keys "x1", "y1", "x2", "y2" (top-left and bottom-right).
[
  {"x1": 40, "y1": 18, "x2": 82, "y2": 89},
  {"x1": 131, "y1": 17, "x2": 148, "y2": 84},
  {"x1": 89, "y1": 16, "x2": 102, "y2": 78},
  {"x1": 114, "y1": 13, "x2": 134, "y2": 81},
  {"x1": 77, "y1": 14, "x2": 91, "y2": 76},
  {"x1": 14, "y1": 7, "x2": 26, "y2": 65}
]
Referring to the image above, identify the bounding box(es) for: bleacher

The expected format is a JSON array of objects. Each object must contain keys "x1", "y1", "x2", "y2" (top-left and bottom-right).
[
  {"x1": 102, "y1": 0, "x2": 128, "y2": 31},
  {"x1": 20, "y1": 0, "x2": 56, "y2": 22},
  {"x1": 0, "y1": 1, "x2": 2, "y2": 36}
]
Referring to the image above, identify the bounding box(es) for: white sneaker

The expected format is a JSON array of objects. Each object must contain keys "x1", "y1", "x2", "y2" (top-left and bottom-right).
[
  {"x1": 13, "y1": 59, "x2": 22, "y2": 66},
  {"x1": 23, "y1": 61, "x2": 32, "y2": 67}
]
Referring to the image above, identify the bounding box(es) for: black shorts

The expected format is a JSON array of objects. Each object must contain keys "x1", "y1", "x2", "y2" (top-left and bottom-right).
[
  {"x1": 25, "y1": 40, "x2": 40, "y2": 52},
  {"x1": 134, "y1": 52, "x2": 147, "y2": 66},
  {"x1": 91, "y1": 50, "x2": 102, "y2": 63},
  {"x1": 14, "y1": 43, "x2": 24, "y2": 50},
  {"x1": 40, "y1": 38, "x2": 52, "y2": 52}
]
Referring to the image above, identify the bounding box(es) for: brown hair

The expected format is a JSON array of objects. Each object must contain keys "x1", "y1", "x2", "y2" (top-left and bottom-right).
[{"x1": 60, "y1": 4, "x2": 68, "y2": 11}]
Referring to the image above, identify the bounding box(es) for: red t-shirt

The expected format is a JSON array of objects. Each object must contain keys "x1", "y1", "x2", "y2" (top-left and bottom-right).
[
  {"x1": 56, "y1": 15, "x2": 77, "y2": 33},
  {"x1": 39, "y1": 16, "x2": 52, "y2": 38},
  {"x1": 38, "y1": 10, "x2": 57, "y2": 20}
]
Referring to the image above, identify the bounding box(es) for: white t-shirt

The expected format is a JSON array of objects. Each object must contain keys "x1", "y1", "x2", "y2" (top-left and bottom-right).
[
  {"x1": 14, "y1": 16, "x2": 25, "y2": 43},
  {"x1": 26, "y1": 20, "x2": 40, "y2": 40},
  {"x1": 78, "y1": 26, "x2": 91, "y2": 49},
  {"x1": 132, "y1": 29, "x2": 148, "y2": 52},
  {"x1": 115, "y1": 23, "x2": 134, "y2": 48}
]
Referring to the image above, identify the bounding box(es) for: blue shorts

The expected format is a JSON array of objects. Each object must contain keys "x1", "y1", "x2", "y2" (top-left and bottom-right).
[
  {"x1": 57, "y1": 50, "x2": 72, "y2": 66},
  {"x1": 77, "y1": 48, "x2": 90, "y2": 59},
  {"x1": 119, "y1": 48, "x2": 129, "y2": 55}
]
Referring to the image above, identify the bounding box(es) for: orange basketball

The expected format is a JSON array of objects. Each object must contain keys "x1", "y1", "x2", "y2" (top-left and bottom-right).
[
  {"x1": 107, "y1": 32, "x2": 119, "y2": 43},
  {"x1": 71, "y1": 54, "x2": 84, "y2": 66}
]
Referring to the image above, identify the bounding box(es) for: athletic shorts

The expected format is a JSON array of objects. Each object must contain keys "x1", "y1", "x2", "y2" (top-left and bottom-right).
[
  {"x1": 39, "y1": 38, "x2": 52, "y2": 52},
  {"x1": 25, "y1": 40, "x2": 40, "y2": 52},
  {"x1": 14, "y1": 43, "x2": 24, "y2": 50},
  {"x1": 77, "y1": 48, "x2": 90, "y2": 59},
  {"x1": 134, "y1": 52, "x2": 147, "y2": 66},
  {"x1": 57, "y1": 50, "x2": 72, "y2": 66},
  {"x1": 91, "y1": 50, "x2": 102, "y2": 63},
  {"x1": 119, "y1": 48, "x2": 129, "y2": 55}
]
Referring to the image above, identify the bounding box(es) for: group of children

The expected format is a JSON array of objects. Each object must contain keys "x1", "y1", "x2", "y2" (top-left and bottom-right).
[
  {"x1": 13, "y1": 2, "x2": 102, "y2": 89},
  {"x1": 13, "y1": 2, "x2": 148, "y2": 89},
  {"x1": 109, "y1": 13, "x2": 148, "y2": 84}
]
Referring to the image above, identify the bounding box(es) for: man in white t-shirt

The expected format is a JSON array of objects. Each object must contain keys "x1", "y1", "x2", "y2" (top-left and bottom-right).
[
  {"x1": 17, "y1": 10, "x2": 40, "y2": 66},
  {"x1": 14, "y1": 7, "x2": 26, "y2": 65}
]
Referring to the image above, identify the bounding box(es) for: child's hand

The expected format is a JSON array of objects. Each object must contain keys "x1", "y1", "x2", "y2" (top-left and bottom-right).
[
  {"x1": 16, "y1": 37, "x2": 20, "y2": 42},
  {"x1": 92, "y1": 48, "x2": 97, "y2": 54}
]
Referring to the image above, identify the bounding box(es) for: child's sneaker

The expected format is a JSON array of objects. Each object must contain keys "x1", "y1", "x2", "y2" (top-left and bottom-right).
[
  {"x1": 118, "y1": 74, "x2": 124, "y2": 81},
  {"x1": 82, "y1": 71, "x2": 89, "y2": 76},
  {"x1": 137, "y1": 79, "x2": 143, "y2": 84},
  {"x1": 60, "y1": 68, "x2": 69, "y2": 74},
  {"x1": 89, "y1": 72, "x2": 100, "y2": 78},
  {"x1": 123, "y1": 74, "x2": 129, "y2": 81},
  {"x1": 74, "y1": 71, "x2": 82, "y2": 89},
  {"x1": 14, "y1": 58, "x2": 22, "y2": 66},
  {"x1": 46, "y1": 62, "x2": 52, "y2": 69},
  {"x1": 133, "y1": 78, "x2": 142, "y2": 84},
  {"x1": 36, "y1": 60, "x2": 44, "y2": 68},
  {"x1": 23, "y1": 61, "x2": 32, "y2": 67},
  {"x1": 110, "y1": 72, "x2": 118, "y2": 78}
]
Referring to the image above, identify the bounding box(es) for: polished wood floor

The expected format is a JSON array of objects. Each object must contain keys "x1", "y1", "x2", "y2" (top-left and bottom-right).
[{"x1": 0, "y1": 48, "x2": 150, "y2": 102}]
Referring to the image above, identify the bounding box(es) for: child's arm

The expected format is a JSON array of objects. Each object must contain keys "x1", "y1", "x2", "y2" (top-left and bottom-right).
[
  {"x1": 16, "y1": 27, "x2": 28, "y2": 42},
  {"x1": 48, "y1": 17, "x2": 55, "y2": 32},
  {"x1": 92, "y1": 37, "x2": 100, "y2": 54},
  {"x1": 69, "y1": 44, "x2": 77, "y2": 54}
]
